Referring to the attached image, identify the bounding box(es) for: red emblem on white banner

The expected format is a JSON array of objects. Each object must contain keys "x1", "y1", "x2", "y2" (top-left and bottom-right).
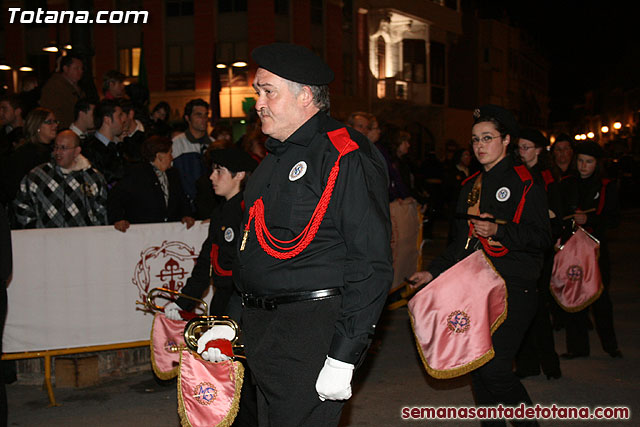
[{"x1": 133, "y1": 240, "x2": 198, "y2": 301}]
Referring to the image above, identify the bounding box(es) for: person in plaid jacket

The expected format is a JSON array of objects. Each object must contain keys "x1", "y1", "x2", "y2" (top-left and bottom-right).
[{"x1": 13, "y1": 130, "x2": 108, "y2": 229}]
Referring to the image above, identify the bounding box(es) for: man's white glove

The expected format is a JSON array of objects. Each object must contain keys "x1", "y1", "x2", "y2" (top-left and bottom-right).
[
  {"x1": 315, "y1": 356, "x2": 354, "y2": 401},
  {"x1": 196, "y1": 324, "x2": 236, "y2": 362},
  {"x1": 164, "y1": 302, "x2": 182, "y2": 321}
]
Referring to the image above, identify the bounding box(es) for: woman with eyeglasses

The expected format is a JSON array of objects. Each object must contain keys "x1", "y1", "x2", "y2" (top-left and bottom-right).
[
  {"x1": 409, "y1": 105, "x2": 551, "y2": 427},
  {"x1": 512, "y1": 129, "x2": 563, "y2": 381},
  {"x1": 0, "y1": 107, "x2": 58, "y2": 211}
]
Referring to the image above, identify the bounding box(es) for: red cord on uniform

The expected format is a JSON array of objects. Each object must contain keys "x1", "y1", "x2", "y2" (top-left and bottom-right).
[{"x1": 243, "y1": 130, "x2": 356, "y2": 260}]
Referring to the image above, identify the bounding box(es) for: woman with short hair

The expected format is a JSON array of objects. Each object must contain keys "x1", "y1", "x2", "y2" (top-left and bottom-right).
[
  {"x1": 410, "y1": 105, "x2": 551, "y2": 427},
  {"x1": 107, "y1": 135, "x2": 194, "y2": 232}
]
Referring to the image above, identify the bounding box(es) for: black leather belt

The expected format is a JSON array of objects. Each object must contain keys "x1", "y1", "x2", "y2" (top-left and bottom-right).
[{"x1": 242, "y1": 288, "x2": 341, "y2": 310}]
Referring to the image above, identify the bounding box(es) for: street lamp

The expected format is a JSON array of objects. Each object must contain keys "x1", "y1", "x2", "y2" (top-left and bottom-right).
[
  {"x1": 613, "y1": 122, "x2": 622, "y2": 130},
  {"x1": 42, "y1": 41, "x2": 72, "y2": 53},
  {"x1": 601, "y1": 126, "x2": 609, "y2": 133},
  {"x1": 216, "y1": 61, "x2": 248, "y2": 128},
  {"x1": 587, "y1": 132, "x2": 595, "y2": 139}
]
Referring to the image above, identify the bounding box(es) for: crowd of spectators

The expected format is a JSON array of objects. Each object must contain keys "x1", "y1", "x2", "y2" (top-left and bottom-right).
[
  {"x1": 0, "y1": 58, "x2": 270, "y2": 233},
  {"x1": 3, "y1": 55, "x2": 637, "y2": 238}
]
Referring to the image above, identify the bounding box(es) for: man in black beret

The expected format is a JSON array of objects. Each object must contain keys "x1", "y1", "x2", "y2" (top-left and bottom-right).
[{"x1": 198, "y1": 43, "x2": 393, "y2": 426}]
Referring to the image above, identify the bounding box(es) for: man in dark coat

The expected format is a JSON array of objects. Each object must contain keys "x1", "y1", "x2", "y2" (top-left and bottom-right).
[
  {"x1": 107, "y1": 135, "x2": 194, "y2": 232},
  {"x1": 82, "y1": 99, "x2": 126, "y2": 189}
]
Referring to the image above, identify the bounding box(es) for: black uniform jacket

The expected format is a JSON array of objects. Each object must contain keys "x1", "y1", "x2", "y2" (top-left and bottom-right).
[
  {"x1": 429, "y1": 155, "x2": 551, "y2": 288},
  {"x1": 235, "y1": 111, "x2": 393, "y2": 365},
  {"x1": 530, "y1": 163, "x2": 563, "y2": 238},
  {"x1": 107, "y1": 162, "x2": 192, "y2": 224},
  {"x1": 560, "y1": 173, "x2": 619, "y2": 241},
  {"x1": 177, "y1": 192, "x2": 243, "y2": 313}
]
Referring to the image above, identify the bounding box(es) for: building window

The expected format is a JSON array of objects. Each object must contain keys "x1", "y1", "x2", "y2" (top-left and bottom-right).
[
  {"x1": 430, "y1": 41, "x2": 446, "y2": 104},
  {"x1": 166, "y1": 45, "x2": 195, "y2": 90},
  {"x1": 403, "y1": 39, "x2": 426, "y2": 83},
  {"x1": 377, "y1": 36, "x2": 386, "y2": 79},
  {"x1": 343, "y1": 53, "x2": 354, "y2": 96},
  {"x1": 275, "y1": 0, "x2": 289, "y2": 15},
  {"x1": 118, "y1": 47, "x2": 141, "y2": 77},
  {"x1": 218, "y1": 0, "x2": 247, "y2": 13},
  {"x1": 431, "y1": 0, "x2": 457, "y2": 9},
  {"x1": 342, "y1": 0, "x2": 353, "y2": 33},
  {"x1": 166, "y1": 0, "x2": 194, "y2": 17},
  {"x1": 395, "y1": 81, "x2": 408, "y2": 100},
  {"x1": 310, "y1": 0, "x2": 323, "y2": 24}
]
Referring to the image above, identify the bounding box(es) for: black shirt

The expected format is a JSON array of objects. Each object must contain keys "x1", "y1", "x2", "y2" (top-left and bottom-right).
[
  {"x1": 429, "y1": 155, "x2": 551, "y2": 288},
  {"x1": 235, "y1": 111, "x2": 393, "y2": 364}
]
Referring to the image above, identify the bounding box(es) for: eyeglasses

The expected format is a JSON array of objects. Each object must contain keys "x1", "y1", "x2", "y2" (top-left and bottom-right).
[
  {"x1": 518, "y1": 145, "x2": 535, "y2": 152},
  {"x1": 471, "y1": 135, "x2": 501, "y2": 146},
  {"x1": 53, "y1": 145, "x2": 75, "y2": 151},
  {"x1": 43, "y1": 119, "x2": 61, "y2": 125}
]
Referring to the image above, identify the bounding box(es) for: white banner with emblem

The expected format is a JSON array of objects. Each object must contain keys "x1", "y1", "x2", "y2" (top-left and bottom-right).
[{"x1": 3, "y1": 222, "x2": 209, "y2": 353}]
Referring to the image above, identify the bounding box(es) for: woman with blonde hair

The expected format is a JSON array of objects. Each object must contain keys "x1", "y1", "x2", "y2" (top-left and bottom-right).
[{"x1": 0, "y1": 107, "x2": 58, "y2": 207}]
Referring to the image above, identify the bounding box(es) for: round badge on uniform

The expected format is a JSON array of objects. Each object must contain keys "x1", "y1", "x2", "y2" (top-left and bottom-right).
[
  {"x1": 224, "y1": 227, "x2": 235, "y2": 242},
  {"x1": 289, "y1": 161, "x2": 307, "y2": 181},
  {"x1": 496, "y1": 187, "x2": 511, "y2": 202}
]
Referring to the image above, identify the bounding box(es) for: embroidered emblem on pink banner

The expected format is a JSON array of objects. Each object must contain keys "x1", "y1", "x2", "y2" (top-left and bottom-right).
[
  {"x1": 550, "y1": 226, "x2": 603, "y2": 312},
  {"x1": 178, "y1": 351, "x2": 244, "y2": 427},
  {"x1": 150, "y1": 313, "x2": 187, "y2": 380},
  {"x1": 447, "y1": 310, "x2": 471, "y2": 333},
  {"x1": 408, "y1": 250, "x2": 507, "y2": 379}
]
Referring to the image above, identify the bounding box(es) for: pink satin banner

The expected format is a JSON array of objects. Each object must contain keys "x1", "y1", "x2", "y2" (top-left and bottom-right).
[
  {"x1": 150, "y1": 313, "x2": 187, "y2": 380},
  {"x1": 178, "y1": 351, "x2": 244, "y2": 427},
  {"x1": 408, "y1": 250, "x2": 507, "y2": 379},
  {"x1": 550, "y1": 227, "x2": 603, "y2": 312}
]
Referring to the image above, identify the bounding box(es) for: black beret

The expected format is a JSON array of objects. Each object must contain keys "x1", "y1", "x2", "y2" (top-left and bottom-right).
[
  {"x1": 211, "y1": 148, "x2": 258, "y2": 173},
  {"x1": 473, "y1": 104, "x2": 519, "y2": 139},
  {"x1": 519, "y1": 128, "x2": 549, "y2": 147},
  {"x1": 551, "y1": 134, "x2": 575, "y2": 152},
  {"x1": 575, "y1": 140, "x2": 604, "y2": 159},
  {"x1": 251, "y1": 43, "x2": 334, "y2": 85},
  {"x1": 555, "y1": 133, "x2": 572, "y2": 144}
]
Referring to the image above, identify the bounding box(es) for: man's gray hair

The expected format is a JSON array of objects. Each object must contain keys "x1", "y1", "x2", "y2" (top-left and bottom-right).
[{"x1": 288, "y1": 81, "x2": 330, "y2": 112}]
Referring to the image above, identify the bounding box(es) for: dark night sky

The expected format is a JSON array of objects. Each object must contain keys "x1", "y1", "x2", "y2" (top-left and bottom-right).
[{"x1": 477, "y1": 0, "x2": 639, "y2": 123}]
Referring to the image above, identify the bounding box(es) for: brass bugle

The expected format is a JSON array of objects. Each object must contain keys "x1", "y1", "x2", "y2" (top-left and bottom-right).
[
  {"x1": 183, "y1": 316, "x2": 245, "y2": 358},
  {"x1": 139, "y1": 287, "x2": 208, "y2": 315}
]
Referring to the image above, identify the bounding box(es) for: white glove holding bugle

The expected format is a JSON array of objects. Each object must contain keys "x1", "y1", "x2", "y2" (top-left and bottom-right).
[
  {"x1": 196, "y1": 324, "x2": 236, "y2": 362},
  {"x1": 164, "y1": 302, "x2": 183, "y2": 321}
]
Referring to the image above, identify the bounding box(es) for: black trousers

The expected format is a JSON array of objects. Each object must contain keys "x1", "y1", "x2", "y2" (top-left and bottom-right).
[
  {"x1": 564, "y1": 247, "x2": 618, "y2": 355},
  {"x1": 242, "y1": 296, "x2": 345, "y2": 427},
  {"x1": 472, "y1": 286, "x2": 539, "y2": 427},
  {"x1": 515, "y1": 251, "x2": 560, "y2": 376}
]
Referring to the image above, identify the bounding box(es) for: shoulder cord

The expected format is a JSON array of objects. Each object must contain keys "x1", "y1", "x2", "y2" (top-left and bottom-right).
[
  {"x1": 466, "y1": 167, "x2": 533, "y2": 258},
  {"x1": 243, "y1": 135, "x2": 356, "y2": 260},
  {"x1": 596, "y1": 178, "x2": 610, "y2": 215}
]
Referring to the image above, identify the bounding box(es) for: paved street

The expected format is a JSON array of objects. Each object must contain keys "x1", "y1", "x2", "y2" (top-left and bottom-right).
[{"x1": 7, "y1": 210, "x2": 639, "y2": 426}]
